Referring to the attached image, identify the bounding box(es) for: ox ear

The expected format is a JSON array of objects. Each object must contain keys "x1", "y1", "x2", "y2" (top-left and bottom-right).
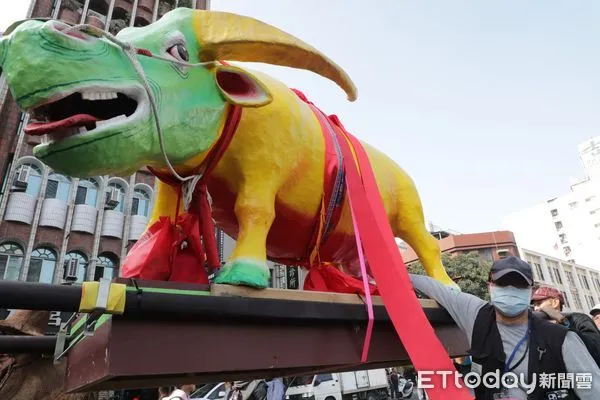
[{"x1": 215, "y1": 65, "x2": 272, "y2": 107}]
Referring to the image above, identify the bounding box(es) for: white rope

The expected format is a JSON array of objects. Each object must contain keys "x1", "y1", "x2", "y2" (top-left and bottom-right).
[{"x1": 63, "y1": 24, "x2": 217, "y2": 185}]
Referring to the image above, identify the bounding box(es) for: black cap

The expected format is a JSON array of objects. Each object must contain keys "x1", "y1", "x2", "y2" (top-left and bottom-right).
[{"x1": 490, "y1": 256, "x2": 533, "y2": 286}]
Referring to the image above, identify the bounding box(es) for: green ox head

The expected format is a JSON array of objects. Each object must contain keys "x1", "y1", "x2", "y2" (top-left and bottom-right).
[{"x1": 0, "y1": 8, "x2": 356, "y2": 177}]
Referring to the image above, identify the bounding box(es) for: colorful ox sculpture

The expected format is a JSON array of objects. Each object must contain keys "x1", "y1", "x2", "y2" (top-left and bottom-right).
[{"x1": 0, "y1": 8, "x2": 455, "y2": 290}]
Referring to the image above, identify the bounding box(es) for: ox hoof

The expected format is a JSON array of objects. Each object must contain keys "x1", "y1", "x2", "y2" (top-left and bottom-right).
[{"x1": 214, "y1": 258, "x2": 270, "y2": 289}]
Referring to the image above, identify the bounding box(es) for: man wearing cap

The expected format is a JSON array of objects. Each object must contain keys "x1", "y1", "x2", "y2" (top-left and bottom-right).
[
  {"x1": 409, "y1": 256, "x2": 600, "y2": 399},
  {"x1": 531, "y1": 286, "x2": 600, "y2": 367},
  {"x1": 589, "y1": 305, "x2": 600, "y2": 330}
]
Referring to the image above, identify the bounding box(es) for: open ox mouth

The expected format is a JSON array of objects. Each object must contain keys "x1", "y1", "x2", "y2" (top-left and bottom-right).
[{"x1": 25, "y1": 86, "x2": 147, "y2": 145}]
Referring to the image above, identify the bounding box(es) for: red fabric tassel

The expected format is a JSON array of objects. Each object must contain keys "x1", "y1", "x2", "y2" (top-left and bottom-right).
[{"x1": 303, "y1": 264, "x2": 379, "y2": 295}]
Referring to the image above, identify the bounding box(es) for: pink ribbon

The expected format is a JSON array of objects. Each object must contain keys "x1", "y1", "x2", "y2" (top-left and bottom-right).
[{"x1": 348, "y1": 192, "x2": 374, "y2": 363}]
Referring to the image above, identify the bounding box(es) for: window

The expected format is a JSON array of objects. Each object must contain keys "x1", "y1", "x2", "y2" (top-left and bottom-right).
[
  {"x1": 106, "y1": 182, "x2": 125, "y2": 212},
  {"x1": 64, "y1": 251, "x2": 88, "y2": 283},
  {"x1": 569, "y1": 201, "x2": 578, "y2": 209},
  {"x1": 27, "y1": 247, "x2": 57, "y2": 284},
  {"x1": 559, "y1": 234, "x2": 567, "y2": 244},
  {"x1": 131, "y1": 188, "x2": 150, "y2": 217},
  {"x1": 572, "y1": 292, "x2": 583, "y2": 310},
  {"x1": 591, "y1": 209, "x2": 600, "y2": 215},
  {"x1": 550, "y1": 209, "x2": 558, "y2": 217},
  {"x1": 548, "y1": 267, "x2": 555, "y2": 283},
  {"x1": 587, "y1": 296, "x2": 596, "y2": 309},
  {"x1": 533, "y1": 263, "x2": 545, "y2": 280},
  {"x1": 316, "y1": 374, "x2": 334, "y2": 383},
  {"x1": 553, "y1": 268, "x2": 563, "y2": 285},
  {"x1": 75, "y1": 178, "x2": 99, "y2": 207},
  {"x1": 0, "y1": 242, "x2": 24, "y2": 281},
  {"x1": 563, "y1": 246, "x2": 572, "y2": 257},
  {"x1": 561, "y1": 291, "x2": 571, "y2": 308},
  {"x1": 593, "y1": 277, "x2": 600, "y2": 292},
  {"x1": 17, "y1": 163, "x2": 43, "y2": 198},
  {"x1": 207, "y1": 384, "x2": 226, "y2": 400},
  {"x1": 586, "y1": 196, "x2": 596, "y2": 202},
  {"x1": 94, "y1": 254, "x2": 118, "y2": 281},
  {"x1": 554, "y1": 221, "x2": 563, "y2": 230},
  {"x1": 578, "y1": 271, "x2": 591, "y2": 290},
  {"x1": 566, "y1": 271, "x2": 576, "y2": 287},
  {"x1": 45, "y1": 173, "x2": 71, "y2": 201}
]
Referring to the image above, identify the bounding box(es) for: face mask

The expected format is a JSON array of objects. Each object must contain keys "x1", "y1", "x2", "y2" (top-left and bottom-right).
[{"x1": 489, "y1": 285, "x2": 532, "y2": 317}]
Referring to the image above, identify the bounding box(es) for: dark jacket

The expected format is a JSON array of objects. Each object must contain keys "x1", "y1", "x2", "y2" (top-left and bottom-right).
[{"x1": 471, "y1": 305, "x2": 578, "y2": 400}]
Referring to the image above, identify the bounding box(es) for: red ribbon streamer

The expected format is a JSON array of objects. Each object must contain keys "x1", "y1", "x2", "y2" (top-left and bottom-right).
[
  {"x1": 348, "y1": 193, "x2": 374, "y2": 363},
  {"x1": 327, "y1": 113, "x2": 473, "y2": 400}
]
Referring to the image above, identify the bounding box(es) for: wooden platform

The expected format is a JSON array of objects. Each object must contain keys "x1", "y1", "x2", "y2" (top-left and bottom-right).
[{"x1": 63, "y1": 279, "x2": 469, "y2": 393}]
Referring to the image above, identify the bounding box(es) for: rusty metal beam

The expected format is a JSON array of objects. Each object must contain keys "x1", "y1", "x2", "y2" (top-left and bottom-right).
[{"x1": 64, "y1": 302, "x2": 469, "y2": 392}]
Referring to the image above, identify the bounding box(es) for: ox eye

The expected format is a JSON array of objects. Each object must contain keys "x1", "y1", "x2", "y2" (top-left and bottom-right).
[{"x1": 167, "y1": 43, "x2": 189, "y2": 62}]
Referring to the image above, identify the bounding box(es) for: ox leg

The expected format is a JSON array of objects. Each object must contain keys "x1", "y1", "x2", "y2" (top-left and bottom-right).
[
  {"x1": 214, "y1": 189, "x2": 275, "y2": 288},
  {"x1": 392, "y1": 180, "x2": 458, "y2": 289}
]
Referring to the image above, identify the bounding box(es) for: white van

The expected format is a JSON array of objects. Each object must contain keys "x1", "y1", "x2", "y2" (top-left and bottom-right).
[{"x1": 285, "y1": 369, "x2": 389, "y2": 400}]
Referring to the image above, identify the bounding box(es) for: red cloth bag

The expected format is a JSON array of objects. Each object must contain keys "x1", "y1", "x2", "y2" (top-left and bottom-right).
[
  {"x1": 121, "y1": 216, "x2": 174, "y2": 280},
  {"x1": 169, "y1": 212, "x2": 210, "y2": 284}
]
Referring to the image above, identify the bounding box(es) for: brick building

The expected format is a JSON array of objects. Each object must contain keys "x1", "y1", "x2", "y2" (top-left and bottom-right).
[
  {"x1": 401, "y1": 230, "x2": 520, "y2": 264},
  {"x1": 0, "y1": 0, "x2": 209, "y2": 297}
]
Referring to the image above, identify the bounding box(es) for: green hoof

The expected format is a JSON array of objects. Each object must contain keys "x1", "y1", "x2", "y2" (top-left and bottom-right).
[{"x1": 214, "y1": 258, "x2": 270, "y2": 289}]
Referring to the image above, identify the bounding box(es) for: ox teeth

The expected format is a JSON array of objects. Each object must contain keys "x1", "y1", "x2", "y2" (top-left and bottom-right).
[
  {"x1": 95, "y1": 114, "x2": 127, "y2": 128},
  {"x1": 41, "y1": 134, "x2": 50, "y2": 144},
  {"x1": 81, "y1": 91, "x2": 118, "y2": 101},
  {"x1": 77, "y1": 127, "x2": 88, "y2": 135}
]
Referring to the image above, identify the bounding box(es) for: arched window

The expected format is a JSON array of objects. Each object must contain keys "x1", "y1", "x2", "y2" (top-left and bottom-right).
[
  {"x1": 75, "y1": 178, "x2": 100, "y2": 207},
  {"x1": 0, "y1": 242, "x2": 24, "y2": 281},
  {"x1": 45, "y1": 173, "x2": 71, "y2": 202},
  {"x1": 106, "y1": 182, "x2": 125, "y2": 213},
  {"x1": 28, "y1": 247, "x2": 57, "y2": 284},
  {"x1": 131, "y1": 188, "x2": 151, "y2": 217},
  {"x1": 64, "y1": 251, "x2": 89, "y2": 283},
  {"x1": 16, "y1": 163, "x2": 43, "y2": 198},
  {"x1": 95, "y1": 254, "x2": 118, "y2": 281}
]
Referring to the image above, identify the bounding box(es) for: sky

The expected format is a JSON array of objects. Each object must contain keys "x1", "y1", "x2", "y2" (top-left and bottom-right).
[{"x1": 2, "y1": 1, "x2": 600, "y2": 233}]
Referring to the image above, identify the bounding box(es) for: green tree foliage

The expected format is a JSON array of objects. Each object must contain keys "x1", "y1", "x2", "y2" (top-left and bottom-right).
[{"x1": 408, "y1": 252, "x2": 491, "y2": 301}]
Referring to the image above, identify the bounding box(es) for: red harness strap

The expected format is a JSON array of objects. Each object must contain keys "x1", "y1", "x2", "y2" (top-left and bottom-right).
[
  {"x1": 269, "y1": 89, "x2": 346, "y2": 268},
  {"x1": 147, "y1": 102, "x2": 243, "y2": 270}
]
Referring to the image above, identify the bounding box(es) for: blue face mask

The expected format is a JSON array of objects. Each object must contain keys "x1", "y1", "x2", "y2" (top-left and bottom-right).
[{"x1": 489, "y1": 285, "x2": 532, "y2": 317}]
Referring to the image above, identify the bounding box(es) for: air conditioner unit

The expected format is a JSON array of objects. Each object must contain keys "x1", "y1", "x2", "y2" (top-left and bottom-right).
[
  {"x1": 105, "y1": 187, "x2": 120, "y2": 209},
  {"x1": 64, "y1": 258, "x2": 79, "y2": 282},
  {"x1": 13, "y1": 165, "x2": 30, "y2": 189}
]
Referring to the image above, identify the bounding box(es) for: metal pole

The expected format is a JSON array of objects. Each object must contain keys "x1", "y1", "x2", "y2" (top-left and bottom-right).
[
  {"x1": 0, "y1": 336, "x2": 56, "y2": 354},
  {"x1": 0, "y1": 280, "x2": 453, "y2": 324},
  {"x1": 105, "y1": 0, "x2": 116, "y2": 32},
  {"x1": 129, "y1": 0, "x2": 140, "y2": 27}
]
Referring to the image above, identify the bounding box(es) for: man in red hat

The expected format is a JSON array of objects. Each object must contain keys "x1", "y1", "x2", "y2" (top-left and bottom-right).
[
  {"x1": 531, "y1": 286, "x2": 567, "y2": 323},
  {"x1": 532, "y1": 285, "x2": 600, "y2": 368}
]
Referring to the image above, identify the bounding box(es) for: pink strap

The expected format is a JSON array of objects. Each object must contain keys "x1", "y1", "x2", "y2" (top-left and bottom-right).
[{"x1": 349, "y1": 192, "x2": 374, "y2": 362}]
